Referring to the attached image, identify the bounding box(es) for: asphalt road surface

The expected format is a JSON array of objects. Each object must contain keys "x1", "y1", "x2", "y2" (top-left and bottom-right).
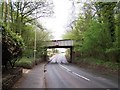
[{"x1": 45, "y1": 63, "x2": 119, "y2": 89}]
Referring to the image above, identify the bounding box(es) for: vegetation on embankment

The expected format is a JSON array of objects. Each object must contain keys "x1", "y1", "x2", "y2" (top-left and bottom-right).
[
  {"x1": 15, "y1": 57, "x2": 34, "y2": 69},
  {"x1": 73, "y1": 57, "x2": 119, "y2": 74},
  {"x1": 64, "y1": 2, "x2": 120, "y2": 74},
  {"x1": 16, "y1": 57, "x2": 45, "y2": 69},
  {"x1": 1, "y1": 1, "x2": 53, "y2": 89},
  {"x1": 1, "y1": 1, "x2": 53, "y2": 70}
]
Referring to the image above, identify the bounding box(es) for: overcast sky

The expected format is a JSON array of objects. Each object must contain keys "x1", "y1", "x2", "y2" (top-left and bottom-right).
[{"x1": 39, "y1": 0, "x2": 81, "y2": 40}]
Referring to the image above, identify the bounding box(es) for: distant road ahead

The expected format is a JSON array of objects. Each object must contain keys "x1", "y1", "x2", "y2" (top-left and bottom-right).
[{"x1": 45, "y1": 64, "x2": 119, "y2": 89}]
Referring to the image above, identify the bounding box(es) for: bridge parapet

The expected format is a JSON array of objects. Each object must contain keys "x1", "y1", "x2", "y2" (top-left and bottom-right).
[{"x1": 47, "y1": 39, "x2": 74, "y2": 47}]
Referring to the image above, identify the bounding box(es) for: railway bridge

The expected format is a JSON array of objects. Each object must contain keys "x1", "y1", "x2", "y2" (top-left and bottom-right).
[{"x1": 46, "y1": 39, "x2": 74, "y2": 63}]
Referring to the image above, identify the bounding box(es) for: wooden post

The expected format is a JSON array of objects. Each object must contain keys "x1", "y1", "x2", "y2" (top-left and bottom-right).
[
  {"x1": 70, "y1": 47, "x2": 73, "y2": 63},
  {"x1": 44, "y1": 48, "x2": 47, "y2": 61}
]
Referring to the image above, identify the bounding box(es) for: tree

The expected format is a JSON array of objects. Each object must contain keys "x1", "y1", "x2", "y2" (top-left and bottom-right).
[
  {"x1": 2, "y1": 26, "x2": 25, "y2": 69},
  {"x1": 63, "y1": 1, "x2": 120, "y2": 62},
  {"x1": 1, "y1": 0, "x2": 53, "y2": 34},
  {"x1": 1, "y1": 0, "x2": 54, "y2": 69},
  {"x1": 95, "y1": 2, "x2": 117, "y2": 42}
]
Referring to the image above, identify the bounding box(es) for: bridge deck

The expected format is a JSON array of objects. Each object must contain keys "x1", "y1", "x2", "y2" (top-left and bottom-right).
[{"x1": 46, "y1": 39, "x2": 74, "y2": 48}]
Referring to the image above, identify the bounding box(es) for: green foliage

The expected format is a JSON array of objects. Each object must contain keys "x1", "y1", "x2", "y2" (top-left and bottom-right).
[
  {"x1": 16, "y1": 57, "x2": 43, "y2": 69},
  {"x1": 21, "y1": 25, "x2": 35, "y2": 57},
  {"x1": 16, "y1": 57, "x2": 34, "y2": 69},
  {"x1": 35, "y1": 30, "x2": 51, "y2": 58},
  {"x1": 1, "y1": 1, "x2": 53, "y2": 66},
  {"x1": 115, "y1": 2, "x2": 120, "y2": 48},
  {"x1": 2, "y1": 26, "x2": 25, "y2": 69},
  {"x1": 81, "y1": 58, "x2": 119, "y2": 70},
  {"x1": 21, "y1": 24, "x2": 52, "y2": 58},
  {"x1": 63, "y1": 2, "x2": 120, "y2": 64},
  {"x1": 82, "y1": 20, "x2": 103, "y2": 51},
  {"x1": 0, "y1": 4, "x2": 2, "y2": 25}
]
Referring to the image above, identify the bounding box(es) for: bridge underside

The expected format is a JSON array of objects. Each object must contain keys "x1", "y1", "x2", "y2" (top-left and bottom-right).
[
  {"x1": 45, "y1": 46, "x2": 73, "y2": 63},
  {"x1": 45, "y1": 39, "x2": 74, "y2": 63}
]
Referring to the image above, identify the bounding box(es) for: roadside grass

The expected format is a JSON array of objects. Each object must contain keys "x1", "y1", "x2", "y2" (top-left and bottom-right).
[
  {"x1": 16, "y1": 57, "x2": 34, "y2": 69},
  {"x1": 75, "y1": 57, "x2": 119, "y2": 72}
]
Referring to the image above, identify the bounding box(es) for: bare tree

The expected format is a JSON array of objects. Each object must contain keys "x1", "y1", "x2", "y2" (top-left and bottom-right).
[
  {"x1": 13, "y1": 0, "x2": 54, "y2": 23},
  {"x1": 1, "y1": 0, "x2": 54, "y2": 34}
]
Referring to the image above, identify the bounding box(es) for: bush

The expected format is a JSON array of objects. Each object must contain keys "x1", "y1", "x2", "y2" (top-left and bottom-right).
[
  {"x1": 106, "y1": 48, "x2": 120, "y2": 62},
  {"x1": 76, "y1": 57, "x2": 119, "y2": 71},
  {"x1": 2, "y1": 26, "x2": 25, "y2": 69},
  {"x1": 16, "y1": 57, "x2": 34, "y2": 69},
  {"x1": 16, "y1": 57, "x2": 44, "y2": 69}
]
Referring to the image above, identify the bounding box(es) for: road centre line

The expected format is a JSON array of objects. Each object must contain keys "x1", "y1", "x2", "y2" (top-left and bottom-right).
[
  {"x1": 59, "y1": 64, "x2": 90, "y2": 81},
  {"x1": 59, "y1": 64, "x2": 71, "y2": 72},
  {"x1": 71, "y1": 72, "x2": 90, "y2": 81}
]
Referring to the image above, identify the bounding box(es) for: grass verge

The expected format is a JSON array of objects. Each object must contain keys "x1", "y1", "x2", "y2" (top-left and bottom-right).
[
  {"x1": 74, "y1": 57, "x2": 120, "y2": 74},
  {"x1": 15, "y1": 57, "x2": 34, "y2": 69}
]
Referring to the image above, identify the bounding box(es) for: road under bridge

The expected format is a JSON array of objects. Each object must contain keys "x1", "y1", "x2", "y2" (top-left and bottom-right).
[{"x1": 46, "y1": 39, "x2": 74, "y2": 63}]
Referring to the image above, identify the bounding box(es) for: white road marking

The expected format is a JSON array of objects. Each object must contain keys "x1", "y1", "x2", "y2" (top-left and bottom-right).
[
  {"x1": 72, "y1": 72, "x2": 90, "y2": 81},
  {"x1": 59, "y1": 64, "x2": 71, "y2": 72},
  {"x1": 59, "y1": 64, "x2": 90, "y2": 81}
]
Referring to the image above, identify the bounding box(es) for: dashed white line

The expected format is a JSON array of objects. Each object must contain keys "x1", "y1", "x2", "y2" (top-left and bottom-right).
[
  {"x1": 59, "y1": 64, "x2": 71, "y2": 72},
  {"x1": 59, "y1": 64, "x2": 90, "y2": 81},
  {"x1": 72, "y1": 72, "x2": 90, "y2": 81}
]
